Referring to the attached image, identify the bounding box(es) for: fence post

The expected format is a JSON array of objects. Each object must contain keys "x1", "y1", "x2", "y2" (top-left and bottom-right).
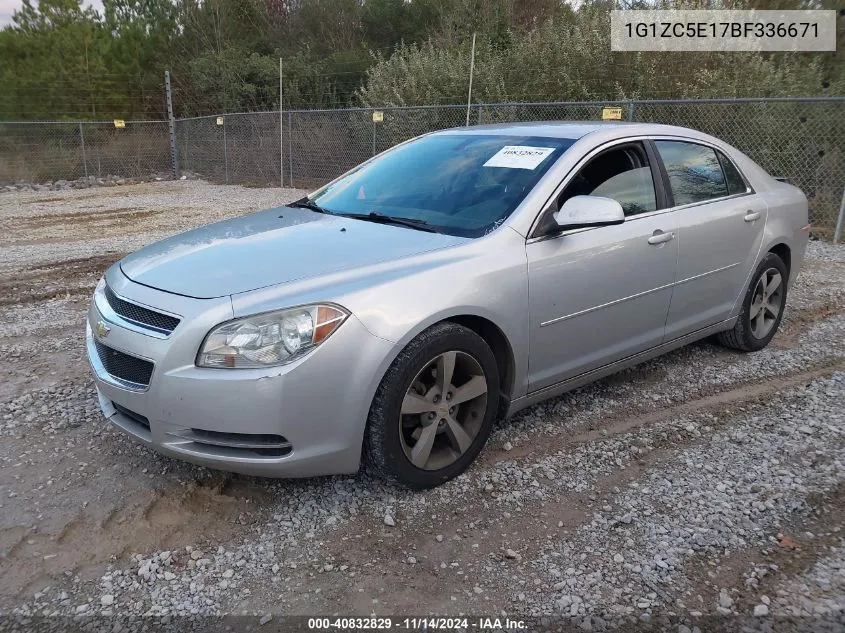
[
  {"x1": 222, "y1": 117, "x2": 229, "y2": 184},
  {"x1": 183, "y1": 126, "x2": 189, "y2": 173},
  {"x1": 834, "y1": 186, "x2": 845, "y2": 244},
  {"x1": 165, "y1": 71, "x2": 180, "y2": 179},
  {"x1": 627, "y1": 100, "x2": 636, "y2": 122},
  {"x1": 477, "y1": 104, "x2": 483, "y2": 125},
  {"x1": 372, "y1": 112, "x2": 376, "y2": 156},
  {"x1": 279, "y1": 57, "x2": 284, "y2": 188},
  {"x1": 288, "y1": 111, "x2": 293, "y2": 187},
  {"x1": 78, "y1": 122, "x2": 88, "y2": 182},
  {"x1": 465, "y1": 32, "x2": 476, "y2": 127}
]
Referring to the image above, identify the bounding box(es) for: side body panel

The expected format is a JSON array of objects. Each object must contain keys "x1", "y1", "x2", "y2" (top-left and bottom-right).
[
  {"x1": 664, "y1": 194, "x2": 769, "y2": 340},
  {"x1": 505, "y1": 125, "x2": 808, "y2": 408},
  {"x1": 525, "y1": 214, "x2": 678, "y2": 391}
]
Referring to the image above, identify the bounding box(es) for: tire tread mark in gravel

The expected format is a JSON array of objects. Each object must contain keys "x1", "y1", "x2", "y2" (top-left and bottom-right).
[
  {"x1": 0, "y1": 253, "x2": 124, "y2": 306},
  {"x1": 486, "y1": 360, "x2": 844, "y2": 465}
]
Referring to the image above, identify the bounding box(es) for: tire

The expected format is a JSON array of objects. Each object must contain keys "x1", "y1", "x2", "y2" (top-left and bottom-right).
[
  {"x1": 364, "y1": 322, "x2": 500, "y2": 489},
  {"x1": 717, "y1": 252, "x2": 788, "y2": 352}
]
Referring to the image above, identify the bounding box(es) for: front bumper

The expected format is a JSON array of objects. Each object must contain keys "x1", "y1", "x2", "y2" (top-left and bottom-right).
[{"x1": 86, "y1": 267, "x2": 396, "y2": 478}]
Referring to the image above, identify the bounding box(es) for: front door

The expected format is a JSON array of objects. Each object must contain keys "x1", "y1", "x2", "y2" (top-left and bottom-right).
[{"x1": 526, "y1": 141, "x2": 678, "y2": 392}]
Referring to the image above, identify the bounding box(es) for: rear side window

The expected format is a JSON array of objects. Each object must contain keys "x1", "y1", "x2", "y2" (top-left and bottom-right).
[
  {"x1": 716, "y1": 149, "x2": 749, "y2": 195},
  {"x1": 654, "y1": 140, "x2": 728, "y2": 206}
]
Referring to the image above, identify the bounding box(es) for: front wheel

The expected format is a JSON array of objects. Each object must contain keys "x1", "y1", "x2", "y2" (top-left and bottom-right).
[
  {"x1": 717, "y1": 252, "x2": 788, "y2": 352},
  {"x1": 364, "y1": 322, "x2": 500, "y2": 489}
]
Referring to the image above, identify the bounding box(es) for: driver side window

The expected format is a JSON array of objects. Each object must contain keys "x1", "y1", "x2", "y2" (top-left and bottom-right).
[{"x1": 558, "y1": 143, "x2": 657, "y2": 217}]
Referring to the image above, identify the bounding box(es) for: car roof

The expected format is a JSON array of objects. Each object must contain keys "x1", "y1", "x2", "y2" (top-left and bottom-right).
[{"x1": 435, "y1": 120, "x2": 696, "y2": 140}]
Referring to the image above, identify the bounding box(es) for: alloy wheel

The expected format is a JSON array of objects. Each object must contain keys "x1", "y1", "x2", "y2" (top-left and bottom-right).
[
  {"x1": 749, "y1": 267, "x2": 783, "y2": 339},
  {"x1": 398, "y1": 351, "x2": 488, "y2": 471}
]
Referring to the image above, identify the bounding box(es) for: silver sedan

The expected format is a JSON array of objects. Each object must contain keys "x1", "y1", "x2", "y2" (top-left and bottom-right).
[{"x1": 86, "y1": 122, "x2": 810, "y2": 488}]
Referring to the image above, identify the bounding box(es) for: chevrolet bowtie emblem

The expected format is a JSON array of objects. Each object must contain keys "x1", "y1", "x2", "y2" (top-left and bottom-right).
[{"x1": 96, "y1": 320, "x2": 111, "y2": 338}]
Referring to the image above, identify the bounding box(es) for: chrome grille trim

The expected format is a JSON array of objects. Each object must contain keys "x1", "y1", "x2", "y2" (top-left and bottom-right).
[
  {"x1": 165, "y1": 428, "x2": 293, "y2": 458},
  {"x1": 103, "y1": 285, "x2": 180, "y2": 335},
  {"x1": 187, "y1": 429, "x2": 291, "y2": 451}
]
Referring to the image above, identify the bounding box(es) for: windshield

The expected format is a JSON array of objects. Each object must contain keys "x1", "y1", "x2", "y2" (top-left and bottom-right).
[{"x1": 311, "y1": 134, "x2": 575, "y2": 237}]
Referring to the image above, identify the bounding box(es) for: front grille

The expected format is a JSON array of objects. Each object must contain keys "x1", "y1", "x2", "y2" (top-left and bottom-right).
[
  {"x1": 104, "y1": 285, "x2": 180, "y2": 334},
  {"x1": 94, "y1": 341, "x2": 154, "y2": 387},
  {"x1": 112, "y1": 403, "x2": 150, "y2": 430}
]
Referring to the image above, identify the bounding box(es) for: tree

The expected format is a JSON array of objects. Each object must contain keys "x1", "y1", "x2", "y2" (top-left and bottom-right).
[
  {"x1": 0, "y1": 0, "x2": 840, "y2": 120},
  {"x1": 0, "y1": 0, "x2": 110, "y2": 119}
]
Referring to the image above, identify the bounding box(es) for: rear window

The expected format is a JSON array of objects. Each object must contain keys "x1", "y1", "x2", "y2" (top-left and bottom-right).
[{"x1": 654, "y1": 140, "x2": 729, "y2": 206}]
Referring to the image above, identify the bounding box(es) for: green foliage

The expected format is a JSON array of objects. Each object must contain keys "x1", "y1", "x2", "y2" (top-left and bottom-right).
[
  {"x1": 0, "y1": 0, "x2": 110, "y2": 119},
  {"x1": 359, "y1": 4, "x2": 844, "y2": 106},
  {"x1": 0, "y1": 0, "x2": 841, "y2": 120},
  {"x1": 186, "y1": 48, "x2": 279, "y2": 113},
  {"x1": 361, "y1": 0, "x2": 439, "y2": 53}
]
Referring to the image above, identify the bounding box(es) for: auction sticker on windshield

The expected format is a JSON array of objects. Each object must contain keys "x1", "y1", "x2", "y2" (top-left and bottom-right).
[{"x1": 483, "y1": 145, "x2": 556, "y2": 170}]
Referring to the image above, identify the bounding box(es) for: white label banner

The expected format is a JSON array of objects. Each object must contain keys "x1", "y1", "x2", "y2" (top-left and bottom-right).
[
  {"x1": 484, "y1": 146, "x2": 556, "y2": 170},
  {"x1": 611, "y1": 10, "x2": 836, "y2": 52}
]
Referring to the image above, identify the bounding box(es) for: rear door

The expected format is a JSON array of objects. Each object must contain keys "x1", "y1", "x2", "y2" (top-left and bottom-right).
[{"x1": 652, "y1": 139, "x2": 768, "y2": 341}]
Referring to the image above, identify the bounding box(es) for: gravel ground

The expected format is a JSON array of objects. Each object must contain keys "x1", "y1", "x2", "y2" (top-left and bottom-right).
[
  {"x1": 768, "y1": 540, "x2": 845, "y2": 618},
  {"x1": 1, "y1": 181, "x2": 844, "y2": 631}
]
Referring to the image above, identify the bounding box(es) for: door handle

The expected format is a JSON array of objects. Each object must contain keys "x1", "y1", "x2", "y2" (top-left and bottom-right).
[
  {"x1": 647, "y1": 231, "x2": 675, "y2": 245},
  {"x1": 744, "y1": 210, "x2": 762, "y2": 222}
]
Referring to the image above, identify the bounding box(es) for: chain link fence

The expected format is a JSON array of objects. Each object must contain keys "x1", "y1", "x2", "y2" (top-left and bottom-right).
[
  {"x1": 0, "y1": 120, "x2": 171, "y2": 185},
  {"x1": 1, "y1": 97, "x2": 843, "y2": 235}
]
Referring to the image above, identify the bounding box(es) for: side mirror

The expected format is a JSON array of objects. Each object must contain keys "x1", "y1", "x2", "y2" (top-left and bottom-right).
[{"x1": 553, "y1": 195, "x2": 625, "y2": 231}]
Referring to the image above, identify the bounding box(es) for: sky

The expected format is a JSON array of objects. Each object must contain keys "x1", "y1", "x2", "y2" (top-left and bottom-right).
[{"x1": 0, "y1": 0, "x2": 103, "y2": 27}]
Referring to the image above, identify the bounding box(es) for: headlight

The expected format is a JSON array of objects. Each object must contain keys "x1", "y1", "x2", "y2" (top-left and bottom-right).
[
  {"x1": 197, "y1": 304, "x2": 348, "y2": 369},
  {"x1": 95, "y1": 276, "x2": 106, "y2": 293}
]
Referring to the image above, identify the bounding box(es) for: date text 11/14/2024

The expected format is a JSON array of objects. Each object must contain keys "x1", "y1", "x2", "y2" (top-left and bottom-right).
[{"x1": 307, "y1": 617, "x2": 528, "y2": 630}]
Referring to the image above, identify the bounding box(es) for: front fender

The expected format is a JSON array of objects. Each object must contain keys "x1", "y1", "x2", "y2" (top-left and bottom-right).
[{"x1": 349, "y1": 229, "x2": 531, "y2": 401}]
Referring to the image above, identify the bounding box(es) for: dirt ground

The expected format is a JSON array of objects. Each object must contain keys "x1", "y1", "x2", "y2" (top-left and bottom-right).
[{"x1": 1, "y1": 181, "x2": 844, "y2": 629}]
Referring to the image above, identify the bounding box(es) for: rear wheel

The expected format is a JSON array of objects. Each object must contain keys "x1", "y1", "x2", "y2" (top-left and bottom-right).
[
  {"x1": 717, "y1": 252, "x2": 788, "y2": 352},
  {"x1": 365, "y1": 322, "x2": 500, "y2": 489}
]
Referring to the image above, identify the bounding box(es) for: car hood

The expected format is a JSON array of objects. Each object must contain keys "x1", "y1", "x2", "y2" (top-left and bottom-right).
[{"x1": 120, "y1": 207, "x2": 467, "y2": 299}]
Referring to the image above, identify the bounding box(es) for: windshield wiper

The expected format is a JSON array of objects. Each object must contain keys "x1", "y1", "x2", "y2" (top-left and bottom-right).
[
  {"x1": 287, "y1": 197, "x2": 334, "y2": 215},
  {"x1": 341, "y1": 211, "x2": 440, "y2": 233}
]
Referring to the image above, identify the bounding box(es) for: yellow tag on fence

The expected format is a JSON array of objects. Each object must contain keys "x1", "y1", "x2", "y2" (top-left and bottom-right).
[
  {"x1": 113, "y1": 119, "x2": 125, "y2": 129},
  {"x1": 601, "y1": 107, "x2": 623, "y2": 120},
  {"x1": 216, "y1": 116, "x2": 224, "y2": 126},
  {"x1": 372, "y1": 111, "x2": 384, "y2": 123}
]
